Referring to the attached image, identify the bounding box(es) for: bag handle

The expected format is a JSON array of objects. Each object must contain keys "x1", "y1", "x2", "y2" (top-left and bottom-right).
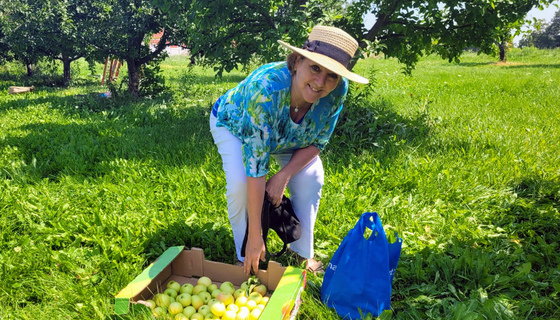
[
  {"x1": 241, "y1": 192, "x2": 288, "y2": 258},
  {"x1": 262, "y1": 192, "x2": 289, "y2": 258},
  {"x1": 357, "y1": 212, "x2": 386, "y2": 241}
]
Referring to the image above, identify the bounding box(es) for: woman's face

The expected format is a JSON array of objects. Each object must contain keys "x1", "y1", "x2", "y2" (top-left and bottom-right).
[{"x1": 291, "y1": 56, "x2": 340, "y2": 106}]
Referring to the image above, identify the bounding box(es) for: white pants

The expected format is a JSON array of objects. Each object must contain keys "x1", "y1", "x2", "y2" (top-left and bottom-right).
[{"x1": 210, "y1": 115, "x2": 324, "y2": 261}]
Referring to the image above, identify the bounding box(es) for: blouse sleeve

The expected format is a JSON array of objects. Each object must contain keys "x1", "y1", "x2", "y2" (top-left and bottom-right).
[
  {"x1": 311, "y1": 80, "x2": 348, "y2": 150},
  {"x1": 239, "y1": 81, "x2": 274, "y2": 178}
]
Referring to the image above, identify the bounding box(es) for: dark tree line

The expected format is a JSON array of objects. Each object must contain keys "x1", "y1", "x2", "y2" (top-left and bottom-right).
[{"x1": 519, "y1": 9, "x2": 560, "y2": 48}]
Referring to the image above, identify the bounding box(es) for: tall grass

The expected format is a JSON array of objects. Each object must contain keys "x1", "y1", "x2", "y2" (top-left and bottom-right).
[{"x1": 0, "y1": 48, "x2": 559, "y2": 319}]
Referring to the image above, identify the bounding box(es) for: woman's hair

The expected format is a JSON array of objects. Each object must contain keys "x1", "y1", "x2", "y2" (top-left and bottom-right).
[{"x1": 287, "y1": 53, "x2": 304, "y2": 74}]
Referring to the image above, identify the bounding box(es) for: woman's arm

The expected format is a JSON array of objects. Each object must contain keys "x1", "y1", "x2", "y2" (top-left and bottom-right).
[
  {"x1": 244, "y1": 176, "x2": 267, "y2": 275},
  {"x1": 265, "y1": 145, "x2": 320, "y2": 207}
]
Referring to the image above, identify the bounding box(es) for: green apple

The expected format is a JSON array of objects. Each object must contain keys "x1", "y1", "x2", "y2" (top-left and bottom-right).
[
  {"x1": 249, "y1": 307, "x2": 262, "y2": 320},
  {"x1": 252, "y1": 284, "x2": 267, "y2": 297},
  {"x1": 226, "y1": 304, "x2": 239, "y2": 313},
  {"x1": 183, "y1": 305, "x2": 197, "y2": 318},
  {"x1": 193, "y1": 284, "x2": 208, "y2": 295},
  {"x1": 211, "y1": 288, "x2": 222, "y2": 298},
  {"x1": 154, "y1": 293, "x2": 171, "y2": 308},
  {"x1": 235, "y1": 296, "x2": 248, "y2": 308},
  {"x1": 191, "y1": 294, "x2": 204, "y2": 310},
  {"x1": 153, "y1": 306, "x2": 167, "y2": 317},
  {"x1": 176, "y1": 293, "x2": 192, "y2": 307},
  {"x1": 180, "y1": 283, "x2": 194, "y2": 295},
  {"x1": 167, "y1": 280, "x2": 181, "y2": 293},
  {"x1": 260, "y1": 296, "x2": 269, "y2": 306},
  {"x1": 210, "y1": 301, "x2": 226, "y2": 317},
  {"x1": 145, "y1": 299, "x2": 156, "y2": 310},
  {"x1": 174, "y1": 313, "x2": 189, "y2": 320},
  {"x1": 222, "y1": 310, "x2": 237, "y2": 320},
  {"x1": 208, "y1": 283, "x2": 218, "y2": 293},
  {"x1": 191, "y1": 313, "x2": 204, "y2": 320},
  {"x1": 220, "y1": 281, "x2": 236, "y2": 294},
  {"x1": 217, "y1": 292, "x2": 234, "y2": 306},
  {"x1": 197, "y1": 276, "x2": 213, "y2": 287},
  {"x1": 168, "y1": 301, "x2": 184, "y2": 315},
  {"x1": 199, "y1": 291, "x2": 212, "y2": 304},
  {"x1": 164, "y1": 288, "x2": 179, "y2": 298},
  {"x1": 208, "y1": 298, "x2": 220, "y2": 307},
  {"x1": 205, "y1": 314, "x2": 218, "y2": 319},
  {"x1": 240, "y1": 281, "x2": 249, "y2": 291},
  {"x1": 198, "y1": 304, "x2": 211, "y2": 317},
  {"x1": 236, "y1": 306, "x2": 250, "y2": 320},
  {"x1": 246, "y1": 299, "x2": 257, "y2": 311},
  {"x1": 247, "y1": 292, "x2": 262, "y2": 304},
  {"x1": 234, "y1": 288, "x2": 246, "y2": 299}
]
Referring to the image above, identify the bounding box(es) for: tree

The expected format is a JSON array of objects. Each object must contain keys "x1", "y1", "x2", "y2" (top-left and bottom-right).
[
  {"x1": 161, "y1": 0, "x2": 555, "y2": 75},
  {"x1": 164, "y1": 0, "x2": 344, "y2": 76},
  {"x1": 0, "y1": 0, "x2": 93, "y2": 85},
  {"x1": 547, "y1": 9, "x2": 560, "y2": 47},
  {"x1": 522, "y1": 9, "x2": 560, "y2": 48},
  {"x1": 40, "y1": 0, "x2": 94, "y2": 86},
  {"x1": 0, "y1": 17, "x2": 13, "y2": 64},
  {"x1": 0, "y1": 0, "x2": 45, "y2": 76},
  {"x1": 80, "y1": 0, "x2": 184, "y2": 96}
]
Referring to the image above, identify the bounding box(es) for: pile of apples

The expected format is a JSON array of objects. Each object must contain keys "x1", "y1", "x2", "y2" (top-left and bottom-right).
[{"x1": 141, "y1": 276, "x2": 269, "y2": 320}]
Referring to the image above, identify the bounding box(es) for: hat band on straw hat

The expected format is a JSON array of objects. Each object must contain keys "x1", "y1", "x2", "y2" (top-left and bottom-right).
[{"x1": 302, "y1": 40, "x2": 352, "y2": 68}]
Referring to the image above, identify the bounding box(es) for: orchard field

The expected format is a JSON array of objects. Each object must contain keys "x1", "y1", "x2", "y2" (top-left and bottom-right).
[{"x1": 0, "y1": 48, "x2": 559, "y2": 319}]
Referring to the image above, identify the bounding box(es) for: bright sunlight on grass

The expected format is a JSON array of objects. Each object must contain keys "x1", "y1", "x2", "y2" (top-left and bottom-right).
[{"x1": 1, "y1": 48, "x2": 559, "y2": 319}]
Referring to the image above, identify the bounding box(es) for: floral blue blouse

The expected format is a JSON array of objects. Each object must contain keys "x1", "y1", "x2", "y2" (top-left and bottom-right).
[{"x1": 212, "y1": 61, "x2": 348, "y2": 178}]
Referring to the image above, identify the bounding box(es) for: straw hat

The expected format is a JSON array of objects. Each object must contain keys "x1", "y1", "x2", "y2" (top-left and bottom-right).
[{"x1": 278, "y1": 25, "x2": 369, "y2": 84}]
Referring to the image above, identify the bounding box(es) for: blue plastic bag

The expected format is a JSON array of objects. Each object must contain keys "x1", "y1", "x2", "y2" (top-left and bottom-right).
[{"x1": 321, "y1": 212, "x2": 402, "y2": 319}]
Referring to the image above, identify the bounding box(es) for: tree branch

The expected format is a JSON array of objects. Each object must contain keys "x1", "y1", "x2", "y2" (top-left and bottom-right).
[
  {"x1": 139, "y1": 28, "x2": 169, "y2": 65},
  {"x1": 244, "y1": 0, "x2": 276, "y2": 29}
]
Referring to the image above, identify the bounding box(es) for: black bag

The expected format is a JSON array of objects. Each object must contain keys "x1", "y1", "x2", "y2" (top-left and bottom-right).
[{"x1": 241, "y1": 192, "x2": 301, "y2": 258}]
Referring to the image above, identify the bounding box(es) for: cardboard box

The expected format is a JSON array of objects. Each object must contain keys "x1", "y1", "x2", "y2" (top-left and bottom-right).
[{"x1": 115, "y1": 246, "x2": 306, "y2": 319}]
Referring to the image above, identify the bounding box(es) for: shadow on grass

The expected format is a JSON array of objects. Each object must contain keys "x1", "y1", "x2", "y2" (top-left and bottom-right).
[
  {"x1": 501, "y1": 177, "x2": 560, "y2": 266},
  {"x1": 325, "y1": 96, "x2": 432, "y2": 166},
  {"x1": 0, "y1": 92, "x2": 215, "y2": 181}
]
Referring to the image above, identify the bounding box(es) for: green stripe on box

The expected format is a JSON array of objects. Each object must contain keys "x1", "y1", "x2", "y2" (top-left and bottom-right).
[
  {"x1": 260, "y1": 266, "x2": 305, "y2": 320},
  {"x1": 114, "y1": 246, "x2": 184, "y2": 314}
]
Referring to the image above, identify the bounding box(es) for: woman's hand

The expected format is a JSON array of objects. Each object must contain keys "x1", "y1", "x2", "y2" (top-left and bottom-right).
[
  {"x1": 265, "y1": 172, "x2": 289, "y2": 207},
  {"x1": 246, "y1": 176, "x2": 267, "y2": 275},
  {"x1": 244, "y1": 232, "x2": 266, "y2": 275}
]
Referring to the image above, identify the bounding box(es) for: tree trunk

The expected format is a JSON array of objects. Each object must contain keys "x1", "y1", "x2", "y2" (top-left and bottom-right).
[
  {"x1": 127, "y1": 58, "x2": 140, "y2": 97},
  {"x1": 63, "y1": 55, "x2": 71, "y2": 87},
  {"x1": 499, "y1": 42, "x2": 507, "y2": 62},
  {"x1": 26, "y1": 63, "x2": 34, "y2": 77}
]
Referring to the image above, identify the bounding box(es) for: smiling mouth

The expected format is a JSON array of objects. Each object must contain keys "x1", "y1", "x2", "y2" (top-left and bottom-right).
[{"x1": 308, "y1": 84, "x2": 321, "y2": 92}]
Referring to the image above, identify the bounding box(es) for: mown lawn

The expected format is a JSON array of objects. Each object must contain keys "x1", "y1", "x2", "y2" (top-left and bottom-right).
[{"x1": 0, "y1": 48, "x2": 559, "y2": 319}]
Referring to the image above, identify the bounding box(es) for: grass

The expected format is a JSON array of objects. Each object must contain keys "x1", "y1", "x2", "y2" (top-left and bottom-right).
[{"x1": 0, "y1": 48, "x2": 559, "y2": 319}]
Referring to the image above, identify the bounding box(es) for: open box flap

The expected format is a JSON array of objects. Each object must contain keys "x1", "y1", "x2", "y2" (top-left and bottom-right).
[{"x1": 115, "y1": 246, "x2": 184, "y2": 315}]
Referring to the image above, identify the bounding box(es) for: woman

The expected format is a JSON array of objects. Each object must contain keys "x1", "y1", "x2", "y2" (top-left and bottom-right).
[{"x1": 209, "y1": 25, "x2": 368, "y2": 275}]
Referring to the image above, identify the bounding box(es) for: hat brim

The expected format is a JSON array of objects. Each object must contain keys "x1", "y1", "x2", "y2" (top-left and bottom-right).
[{"x1": 278, "y1": 40, "x2": 369, "y2": 84}]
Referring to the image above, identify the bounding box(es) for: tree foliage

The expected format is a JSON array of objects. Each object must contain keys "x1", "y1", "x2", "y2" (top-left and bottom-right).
[
  {"x1": 0, "y1": 0, "x2": 94, "y2": 84},
  {"x1": 158, "y1": 0, "x2": 554, "y2": 75},
  {"x1": 79, "y1": 0, "x2": 185, "y2": 96},
  {"x1": 0, "y1": 0, "x2": 45, "y2": 76},
  {"x1": 1, "y1": 0, "x2": 556, "y2": 92},
  {"x1": 520, "y1": 9, "x2": 560, "y2": 48}
]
